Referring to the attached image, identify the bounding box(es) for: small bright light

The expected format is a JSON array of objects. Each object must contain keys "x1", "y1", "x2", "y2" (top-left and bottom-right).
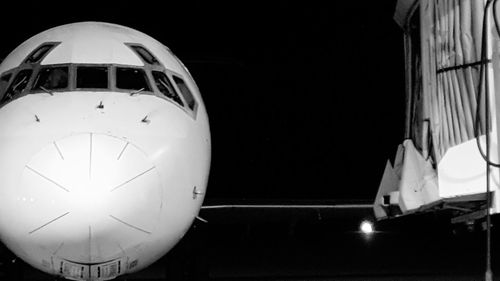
[{"x1": 360, "y1": 220, "x2": 374, "y2": 234}]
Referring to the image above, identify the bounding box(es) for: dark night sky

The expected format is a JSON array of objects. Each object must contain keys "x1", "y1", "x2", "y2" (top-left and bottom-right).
[{"x1": 0, "y1": 1, "x2": 405, "y2": 201}]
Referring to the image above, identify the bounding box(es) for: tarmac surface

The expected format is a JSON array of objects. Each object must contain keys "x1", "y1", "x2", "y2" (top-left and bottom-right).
[{"x1": 1, "y1": 205, "x2": 500, "y2": 280}]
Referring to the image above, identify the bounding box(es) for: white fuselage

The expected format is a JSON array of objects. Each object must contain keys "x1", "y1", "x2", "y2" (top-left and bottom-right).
[{"x1": 0, "y1": 22, "x2": 211, "y2": 280}]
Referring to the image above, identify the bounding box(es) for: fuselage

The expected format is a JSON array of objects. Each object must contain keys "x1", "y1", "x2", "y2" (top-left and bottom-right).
[{"x1": 0, "y1": 22, "x2": 211, "y2": 280}]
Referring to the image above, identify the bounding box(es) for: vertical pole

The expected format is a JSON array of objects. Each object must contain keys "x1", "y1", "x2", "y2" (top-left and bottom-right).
[
  {"x1": 486, "y1": 155, "x2": 492, "y2": 281},
  {"x1": 486, "y1": 196, "x2": 492, "y2": 281},
  {"x1": 420, "y1": 0, "x2": 432, "y2": 160},
  {"x1": 403, "y1": 1, "x2": 419, "y2": 141},
  {"x1": 485, "y1": 0, "x2": 497, "y2": 279},
  {"x1": 485, "y1": 2, "x2": 493, "y2": 280},
  {"x1": 403, "y1": 32, "x2": 413, "y2": 140}
]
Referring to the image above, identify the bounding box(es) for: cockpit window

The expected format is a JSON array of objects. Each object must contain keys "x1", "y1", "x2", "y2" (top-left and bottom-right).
[
  {"x1": 32, "y1": 66, "x2": 69, "y2": 90},
  {"x1": 116, "y1": 67, "x2": 151, "y2": 91},
  {"x1": 3, "y1": 69, "x2": 33, "y2": 102},
  {"x1": 76, "y1": 66, "x2": 108, "y2": 89},
  {"x1": 152, "y1": 71, "x2": 184, "y2": 107},
  {"x1": 0, "y1": 73, "x2": 12, "y2": 96},
  {"x1": 172, "y1": 75, "x2": 196, "y2": 111},
  {"x1": 24, "y1": 42, "x2": 60, "y2": 64},
  {"x1": 128, "y1": 45, "x2": 160, "y2": 66}
]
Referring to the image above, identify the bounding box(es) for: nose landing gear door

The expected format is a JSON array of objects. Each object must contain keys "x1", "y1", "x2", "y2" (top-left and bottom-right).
[
  {"x1": 90, "y1": 257, "x2": 126, "y2": 280},
  {"x1": 53, "y1": 257, "x2": 90, "y2": 280},
  {"x1": 52, "y1": 256, "x2": 127, "y2": 280}
]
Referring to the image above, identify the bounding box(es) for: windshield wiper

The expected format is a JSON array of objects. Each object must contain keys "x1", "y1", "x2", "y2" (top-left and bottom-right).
[
  {"x1": 130, "y1": 88, "x2": 145, "y2": 96},
  {"x1": 39, "y1": 86, "x2": 53, "y2": 96}
]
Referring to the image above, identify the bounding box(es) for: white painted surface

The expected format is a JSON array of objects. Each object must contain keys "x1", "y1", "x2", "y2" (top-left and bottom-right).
[
  {"x1": 438, "y1": 136, "x2": 500, "y2": 208},
  {"x1": 0, "y1": 22, "x2": 211, "y2": 280}
]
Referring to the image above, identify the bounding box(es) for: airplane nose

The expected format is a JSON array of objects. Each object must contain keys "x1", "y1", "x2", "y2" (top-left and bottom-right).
[{"x1": 17, "y1": 133, "x2": 162, "y2": 263}]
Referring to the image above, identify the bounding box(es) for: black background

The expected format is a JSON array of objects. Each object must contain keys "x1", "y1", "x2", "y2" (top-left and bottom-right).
[
  {"x1": 0, "y1": 1, "x2": 405, "y2": 201},
  {"x1": 1, "y1": 3, "x2": 499, "y2": 280}
]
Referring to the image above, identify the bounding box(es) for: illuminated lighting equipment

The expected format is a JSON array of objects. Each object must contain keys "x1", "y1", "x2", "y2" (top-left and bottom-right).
[{"x1": 360, "y1": 220, "x2": 374, "y2": 234}]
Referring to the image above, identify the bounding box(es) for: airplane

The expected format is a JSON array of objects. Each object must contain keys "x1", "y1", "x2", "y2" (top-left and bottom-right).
[{"x1": 0, "y1": 21, "x2": 211, "y2": 280}]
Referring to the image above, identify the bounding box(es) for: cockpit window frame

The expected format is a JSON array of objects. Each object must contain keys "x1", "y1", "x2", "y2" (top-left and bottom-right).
[
  {"x1": 171, "y1": 74, "x2": 198, "y2": 114},
  {"x1": 0, "y1": 72, "x2": 13, "y2": 96},
  {"x1": 125, "y1": 43, "x2": 161, "y2": 66},
  {"x1": 124, "y1": 42, "x2": 199, "y2": 119},
  {"x1": 23, "y1": 42, "x2": 61, "y2": 64},
  {"x1": 0, "y1": 43, "x2": 199, "y2": 120},
  {"x1": 0, "y1": 71, "x2": 14, "y2": 104},
  {"x1": 114, "y1": 66, "x2": 153, "y2": 92},
  {"x1": 74, "y1": 64, "x2": 111, "y2": 91},
  {"x1": 152, "y1": 70, "x2": 185, "y2": 108},
  {"x1": 31, "y1": 64, "x2": 71, "y2": 92},
  {"x1": 1, "y1": 68, "x2": 34, "y2": 104},
  {"x1": 30, "y1": 63, "x2": 72, "y2": 94}
]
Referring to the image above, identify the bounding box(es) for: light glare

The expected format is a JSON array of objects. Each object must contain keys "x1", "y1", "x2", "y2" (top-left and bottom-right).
[{"x1": 360, "y1": 220, "x2": 374, "y2": 234}]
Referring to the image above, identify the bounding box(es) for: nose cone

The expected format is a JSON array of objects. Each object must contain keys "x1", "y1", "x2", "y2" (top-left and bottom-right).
[{"x1": 16, "y1": 133, "x2": 162, "y2": 263}]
